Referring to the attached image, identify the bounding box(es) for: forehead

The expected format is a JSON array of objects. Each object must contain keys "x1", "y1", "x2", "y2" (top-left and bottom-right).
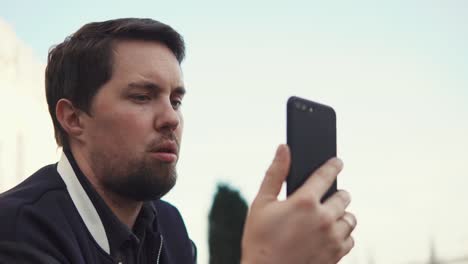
[{"x1": 110, "y1": 39, "x2": 183, "y2": 87}]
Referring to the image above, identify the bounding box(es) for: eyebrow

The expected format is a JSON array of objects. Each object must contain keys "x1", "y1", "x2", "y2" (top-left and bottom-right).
[{"x1": 127, "y1": 81, "x2": 186, "y2": 96}]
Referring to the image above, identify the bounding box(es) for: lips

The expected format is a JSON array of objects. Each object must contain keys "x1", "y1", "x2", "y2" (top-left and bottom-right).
[
  {"x1": 154, "y1": 142, "x2": 177, "y2": 154},
  {"x1": 149, "y1": 142, "x2": 178, "y2": 162}
]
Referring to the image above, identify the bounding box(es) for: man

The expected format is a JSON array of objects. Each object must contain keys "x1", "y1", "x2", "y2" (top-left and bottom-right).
[{"x1": 0, "y1": 18, "x2": 356, "y2": 264}]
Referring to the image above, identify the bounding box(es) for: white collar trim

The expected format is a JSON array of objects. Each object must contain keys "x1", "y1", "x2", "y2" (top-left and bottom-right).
[{"x1": 56, "y1": 152, "x2": 110, "y2": 254}]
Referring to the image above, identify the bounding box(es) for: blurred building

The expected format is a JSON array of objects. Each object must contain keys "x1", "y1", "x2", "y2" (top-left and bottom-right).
[{"x1": 0, "y1": 18, "x2": 58, "y2": 192}]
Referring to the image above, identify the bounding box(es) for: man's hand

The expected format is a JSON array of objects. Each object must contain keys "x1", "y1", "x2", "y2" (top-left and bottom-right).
[{"x1": 241, "y1": 144, "x2": 356, "y2": 264}]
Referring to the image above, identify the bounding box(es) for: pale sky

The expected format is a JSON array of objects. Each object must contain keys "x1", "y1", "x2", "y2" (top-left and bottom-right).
[{"x1": 1, "y1": 1, "x2": 467, "y2": 263}]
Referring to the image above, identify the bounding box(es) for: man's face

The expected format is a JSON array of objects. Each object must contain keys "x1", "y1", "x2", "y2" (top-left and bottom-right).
[{"x1": 81, "y1": 40, "x2": 185, "y2": 201}]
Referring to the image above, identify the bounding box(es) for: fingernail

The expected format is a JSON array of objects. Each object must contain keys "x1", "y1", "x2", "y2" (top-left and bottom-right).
[{"x1": 343, "y1": 214, "x2": 356, "y2": 228}]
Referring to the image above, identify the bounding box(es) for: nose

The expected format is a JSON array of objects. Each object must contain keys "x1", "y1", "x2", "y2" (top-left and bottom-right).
[{"x1": 154, "y1": 100, "x2": 180, "y2": 134}]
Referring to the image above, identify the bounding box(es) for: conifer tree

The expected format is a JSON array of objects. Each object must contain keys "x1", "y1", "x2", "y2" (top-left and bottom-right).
[{"x1": 208, "y1": 184, "x2": 248, "y2": 264}]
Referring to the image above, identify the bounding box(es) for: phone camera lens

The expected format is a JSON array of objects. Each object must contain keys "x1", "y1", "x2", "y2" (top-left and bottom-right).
[
  {"x1": 301, "y1": 105, "x2": 307, "y2": 111},
  {"x1": 295, "y1": 101, "x2": 301, "y2": 109},
  {"x1": 309, "y1": 107, "x2": 314, "y2": 112}
]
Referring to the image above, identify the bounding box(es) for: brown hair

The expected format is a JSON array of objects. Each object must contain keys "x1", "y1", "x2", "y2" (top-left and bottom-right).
[{"x1": 45, "y1": 18, "x2": 185, "y2": 148}]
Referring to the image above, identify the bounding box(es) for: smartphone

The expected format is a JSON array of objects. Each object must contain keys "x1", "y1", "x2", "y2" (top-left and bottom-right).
[{"x1": 286, "y1": 96, "x2": 337, "y2": 202}]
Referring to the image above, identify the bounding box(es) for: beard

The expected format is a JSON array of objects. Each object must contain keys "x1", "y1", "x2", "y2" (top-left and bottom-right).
[{"x1": 91, "y1": 149, "x2": 178, "y2": 201}]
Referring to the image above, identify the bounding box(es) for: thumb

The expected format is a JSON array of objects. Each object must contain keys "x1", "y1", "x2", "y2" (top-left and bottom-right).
[{"x1": 257, "y1": 144, "x2": 291, "y2": 200}]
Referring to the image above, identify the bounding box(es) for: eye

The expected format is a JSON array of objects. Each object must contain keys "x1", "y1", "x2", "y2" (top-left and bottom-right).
[
  {"x1": 130, "y1": 94, "x2": 151, "y2": 103},
  {"x1": 171, "y1": 99, "x2": 182, "y2": 110}
]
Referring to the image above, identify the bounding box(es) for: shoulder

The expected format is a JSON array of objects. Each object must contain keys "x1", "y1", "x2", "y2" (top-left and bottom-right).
[
  {"x1": 152, "y1": 200, "x2": 196, "y2": 263},
  {"x1": 0, "y1": 164, "x2": 65, "y2": 204},
  {"x1": 0, "y1": 164, "x2": 112, "y2": 263},
  {"x1": 153, "y1": 199, "x2": 182, "y2": 215},
  {"x1": 153, "y1": 199, "x2": 190, "y2": 230},
  {"x1": 0, "y1": 164, "x2": 79, "y2": 262},
  {"x1": 0, "y1": 241, "x2": 62, "y2": 264},
  {"x1": 0, "y1": 164, "x2": 72, "y2": 242},
  {"x1": 152, "y1": 199, "x2": 187, "y2": 230}
]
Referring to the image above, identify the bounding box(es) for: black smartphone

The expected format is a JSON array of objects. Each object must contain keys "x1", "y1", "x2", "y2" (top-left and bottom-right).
[{"x1": 286, "y1": 96, "x2": 337, "y2": 202}]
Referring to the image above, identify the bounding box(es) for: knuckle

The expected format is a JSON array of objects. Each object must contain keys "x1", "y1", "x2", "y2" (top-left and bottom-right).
[
  {"x1": 349, "y1": 236, "x2": 355, "y2": 249},
  {"x1": 295, "y1": 195, "x2": 318, "y2": 211},
  {"x1": 330, "y1": 244, "x2": 346, "y2": 262},
  {"x1": 342, "y1": 212, "x2": 357, "y2": 229},
  {"x1": 340, "y1": 238, "x2": 354, "y2": 257},
  {"x1": 330, "y1": 229, "x2": 342, "y2": 245},
  {"x1": 338, "y1": 191, "x2": 351, "y2": 205},
  {"x1": 314, "y1": 165, "x2": 329, "y2": 179},
  {"x1": 319, "y1": 211, "x2": 334, "y2": 230},
  {"x1": 348, "y1": 212, "x2": 358, "y2": 229},
  {"x1": 315, "y1": 163, "x2": 338, "y2": 183},
  {"x1": 349, "y1": 214, "x2": 357, "y2": 229},
  {"x1": 328, "y1": 234, "x2": 353, "y2": 264},
  {"x1": 330, "y1": 243, "x2": 343, "y2": 261}
]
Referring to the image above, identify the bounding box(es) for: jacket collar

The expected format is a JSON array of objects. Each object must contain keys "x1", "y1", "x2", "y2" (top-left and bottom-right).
[{"x1": 56, "y1": 152, "x2": 110, "y2": 254}]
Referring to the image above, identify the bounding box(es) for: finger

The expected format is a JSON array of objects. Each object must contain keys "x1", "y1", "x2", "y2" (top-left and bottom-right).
[
  {"x1": 333, "y1": 212, "x2": 357, "y2": 239},
  {"x1": 257, "y1": 144, "x2": 291, "y2": 199},
  {"x1": 340, "y1": 235, "x2": 355, "y2": 258},
  {"x1": 295, "y1": 158, "x2": 343, "y2": 201},
  {"x1": 334, "y1": 236, "x2": 355, "y2": 263},
  {"x1": 322, "y1": 190, "x2": 351, "y2": 220}
]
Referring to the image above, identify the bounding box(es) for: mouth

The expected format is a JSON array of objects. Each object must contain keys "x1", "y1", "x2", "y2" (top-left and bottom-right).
[{"x1": 149, "y1": 142, "x2": 178, "y2": 163}]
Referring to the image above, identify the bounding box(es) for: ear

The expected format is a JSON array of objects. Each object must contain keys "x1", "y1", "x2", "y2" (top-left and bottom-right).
[{"x1": 55, "y1": 99, "x2": 86, "y2": 142}]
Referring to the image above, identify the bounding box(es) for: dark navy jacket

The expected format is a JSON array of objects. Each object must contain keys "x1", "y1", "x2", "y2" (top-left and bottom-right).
[{"x1": 0, "y1": 153, "x2": 195, "y2": 264}]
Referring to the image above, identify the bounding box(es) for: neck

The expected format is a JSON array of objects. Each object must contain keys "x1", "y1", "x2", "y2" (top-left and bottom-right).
[
  {"x1": 69, "y1": 146, "x2": 142, "y2": 229},
  {"x1": 93, "y1": 185, "x2": 143, "y2": 229}
]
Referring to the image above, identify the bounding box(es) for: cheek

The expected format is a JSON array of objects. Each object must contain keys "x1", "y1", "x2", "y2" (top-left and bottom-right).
[
  {"x1": 177, "y1": 113, "x2": 184, "y2": 138},
  {"x1": 90, "y1": 111, "x2": 151, "y2": 148}
]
